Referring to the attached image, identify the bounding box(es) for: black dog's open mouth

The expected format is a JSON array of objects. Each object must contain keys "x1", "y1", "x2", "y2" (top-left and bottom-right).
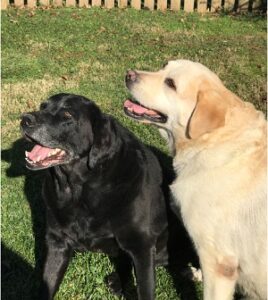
[
  {"x1": 123, "y1": 99, "x2": 167, "y2": 123},
  {"x1": 25, "y1": 142, "x2": 68, "y2": 170}
]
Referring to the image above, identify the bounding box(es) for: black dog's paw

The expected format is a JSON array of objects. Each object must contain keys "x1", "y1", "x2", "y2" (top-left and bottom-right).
[
  {"x1": 105, "y1": 272, "x2": 123, "y2": 297},
  {"x1": 105, "y1": 273, "x2": 138, "y2": 300}
]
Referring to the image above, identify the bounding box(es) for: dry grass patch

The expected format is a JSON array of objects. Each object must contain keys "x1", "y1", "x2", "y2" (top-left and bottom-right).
[{"x1": 2, "y1": 76, "x2": 78, "y2": 142}]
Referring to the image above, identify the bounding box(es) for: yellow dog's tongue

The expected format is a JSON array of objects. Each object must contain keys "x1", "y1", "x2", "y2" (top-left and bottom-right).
[
  {"x1": 124, "y1": 99, "x2": 159, "y2": 116},
  {"x1": 27, "y1": 145, "x2": 54, "y2": 162}
]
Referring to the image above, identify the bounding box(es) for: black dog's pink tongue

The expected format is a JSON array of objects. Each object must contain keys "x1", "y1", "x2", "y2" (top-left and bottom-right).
[{"x1": 26, "y1": 145, "x2": 54, "y2": 162}]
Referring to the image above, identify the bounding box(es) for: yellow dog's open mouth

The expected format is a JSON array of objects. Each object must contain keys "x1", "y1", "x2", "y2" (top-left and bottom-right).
[{"x1": 123, "y1": 99, "x2": 167, "y2": 123}]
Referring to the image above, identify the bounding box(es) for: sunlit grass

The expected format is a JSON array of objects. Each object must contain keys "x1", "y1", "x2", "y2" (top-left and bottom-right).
[{"x1": 2, "y1": 7, "x2": 266, "y2": 300}]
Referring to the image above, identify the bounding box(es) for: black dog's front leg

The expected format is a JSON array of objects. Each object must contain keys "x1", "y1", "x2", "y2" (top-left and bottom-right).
[
  {"x1": 118, "y1": 232, "x2": 156, "y2": 300},
  {"x1": 130, "y1": 246, "x2": 156, "y2": 300},
  {"x1": 40, "y1": 237, "x2": 72, "y2": 300}
]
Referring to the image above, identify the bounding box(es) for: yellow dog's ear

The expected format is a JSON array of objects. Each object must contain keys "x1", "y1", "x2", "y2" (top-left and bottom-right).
[{"x1": 187, "y1": 90, "x2": 227, "y2": 139}]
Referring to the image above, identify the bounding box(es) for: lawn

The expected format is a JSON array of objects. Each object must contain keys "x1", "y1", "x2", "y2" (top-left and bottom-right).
[{"x1": 1, "y1": 7, "x2": 266, "y2": 300}]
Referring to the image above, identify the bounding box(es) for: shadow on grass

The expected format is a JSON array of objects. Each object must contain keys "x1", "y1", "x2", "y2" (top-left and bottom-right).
[
  {"x1": 2, "y1": 138, "x2": 46, "y2": 300},
  {"x1": 1, "y1": 242, "x2": 35, "y2": 300},
  {"x1": 2, "y1": 138, "x2": 200, "y2": 300}
]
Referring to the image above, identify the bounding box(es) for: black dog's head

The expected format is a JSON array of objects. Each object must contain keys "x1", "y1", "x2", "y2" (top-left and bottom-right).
[{"x1": 20, "y1": 93, "x2": 117, "y2": 171}]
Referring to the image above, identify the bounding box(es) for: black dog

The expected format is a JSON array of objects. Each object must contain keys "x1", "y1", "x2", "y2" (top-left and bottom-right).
[{"x1": 20, "y1": 93, "x2": 172, "y2": 300}]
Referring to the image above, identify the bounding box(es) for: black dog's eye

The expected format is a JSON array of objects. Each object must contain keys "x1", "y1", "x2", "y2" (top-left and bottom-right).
[
  {"x1": 40, "y1": 102, "x2": 48, "y2": 110},
  {"x1": 164, "y1": 78, "x2": 176, "y2": 91},
  {"x1": 63, "y1": 111, "x2": 72, "y2": 118}
]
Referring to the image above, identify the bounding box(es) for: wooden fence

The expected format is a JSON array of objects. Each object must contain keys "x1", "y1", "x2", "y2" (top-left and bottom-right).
[{"x1": 1, "y1": 0, "x2": 265, "y2": 12}]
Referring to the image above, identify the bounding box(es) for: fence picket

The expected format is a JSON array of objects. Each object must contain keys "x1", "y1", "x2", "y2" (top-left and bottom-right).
[
  {"x1": 14, "y1": 0, "x2": 24, "y2": 7},
  {"x1": 52, "y1": 0, "x2": 63, "y2": 6},
  {"x1": 1, "y1": 0, "x2": 8, "y2": 8},
  {"x1": 144, "y1": 0, "x2": 154, "y2": 9},
  {"x1": 118, "y1": 0, "x2": 128, "y2": 8},
  {"x1": 237, "y1": 0, "x2": 249, "y2": 11},
  {"x1": 105, "y1": 0, "x2": 114, "y2": 8},
  {"x1": 170, "y1": 0, "x2": 180, "y2": 10},
  {"x1": 184, "y1": 0, "x2": 194, "y2": 11},
  {"x1": 131, "y1": 0, "x2": 141, "y2": 9},
  {"x1": 92, "y1": 0, "x2": 101, "y2": 5},
  {"x1": 224, "y1": 0, "x2": 235, "y2": 11},
  {"x1": 252, "y1": 0, "x2": 262, "y2": 10},
  {"x1": 39, "y1": 0, "x2": 49, "y2": 5},
  {"x1": 157, "y1": 0, "x2": 166, "y2": 10},
  {"x1": 78, "y1": 0, "x2": 89, "y2": 7},
  {"x1": 197, "y1": 0, "x2": 207, "y2": 12},
  {"x1": 211, "y1": 0, "x2": 221, "y2": 11},
  {"x1": 27, "y1": 0, "x2": 36, "y2": 7},
  {"x1": 66, "y1": 0, "x2": 76, "y2": 6}
]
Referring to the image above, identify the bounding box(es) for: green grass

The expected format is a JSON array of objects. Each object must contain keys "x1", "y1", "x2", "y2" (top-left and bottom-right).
[{"x1": 1, "y1": 7, "x2": 266, "y2": 300}]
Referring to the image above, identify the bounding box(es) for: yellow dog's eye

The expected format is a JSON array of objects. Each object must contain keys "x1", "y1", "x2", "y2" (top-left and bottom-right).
[
  {"x1": 64, "y1": 111, "x2": 72, "y2": 118},
  {"x1": 165, "y1": 78, "x2": 176, "y2": 91}
]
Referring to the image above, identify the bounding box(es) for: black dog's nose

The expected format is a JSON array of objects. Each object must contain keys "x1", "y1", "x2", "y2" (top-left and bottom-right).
[
  {"x1": 125, "y1": 70, "x2": 138, "y2": 83},
  {"x1": 21, "y1": 113, "x2": 36, "y2": 127}
]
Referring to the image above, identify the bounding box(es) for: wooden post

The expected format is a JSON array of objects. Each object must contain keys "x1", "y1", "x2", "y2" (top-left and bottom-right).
[
  {"x1": 197, "y1": 0, "x2": 207, "y2": 12},
  {"x1": 157, "y1": 0, "x2": 167, "y2": 10},
  {"x1": 170, "y1": 0, "x2": 180, "y2": 11},
  {"x1": 184, "y1": 0, "x2": 194, "y2": 12},
  {"x1": 211, "y1": 0, "x2": 221, "y2": 11},
  {"x1": 105, "y1": 0, "x2": 114, "y2": 8},
  {"x1": 144, "y1": 0, "x2": 154, "y2": 10},
  {"x1": 118, "y1": 0, "x2": 128, "y2": 8},
  {"x1": 131, "y1": 0, "x2": 141, "y2": 9},
  {"x1": 1, "y1": 0, "x2": 8, "y2": 9}
]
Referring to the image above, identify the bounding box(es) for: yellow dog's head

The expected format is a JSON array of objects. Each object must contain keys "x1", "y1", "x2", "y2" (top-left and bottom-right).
[{"x1": 124, "y1": 60, "x2": 237, "y2": 140}]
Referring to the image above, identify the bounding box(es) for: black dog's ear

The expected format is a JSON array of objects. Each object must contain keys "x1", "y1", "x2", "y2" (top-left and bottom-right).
[{"x1": 88, "y1": 116, "x2": 120, "y2": 169}]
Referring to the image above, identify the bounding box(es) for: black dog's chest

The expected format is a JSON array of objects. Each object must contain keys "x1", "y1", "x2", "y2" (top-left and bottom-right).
[
  {"x1": 52, "y1": 209, "x2": 119, "y2": 255},
  {"x1": 44, "y1": 172, "x2": 122, "y2": 255},
  {"x1": 62, "y1": 227, "x2": 118, "y2": 255},
  {"x1": 45, "y1": 193, "x2": 118, "y2": 255}
]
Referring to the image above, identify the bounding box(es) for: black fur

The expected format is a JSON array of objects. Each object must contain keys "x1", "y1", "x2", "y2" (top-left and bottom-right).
[{"x1": 20, "y1": 93, "x2": 172, "y2": 300}]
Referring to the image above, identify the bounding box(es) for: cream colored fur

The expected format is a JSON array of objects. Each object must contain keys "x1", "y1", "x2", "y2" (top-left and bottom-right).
[{"x1": 128, "y1": 60, "x2": 267, "y2": 300}]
